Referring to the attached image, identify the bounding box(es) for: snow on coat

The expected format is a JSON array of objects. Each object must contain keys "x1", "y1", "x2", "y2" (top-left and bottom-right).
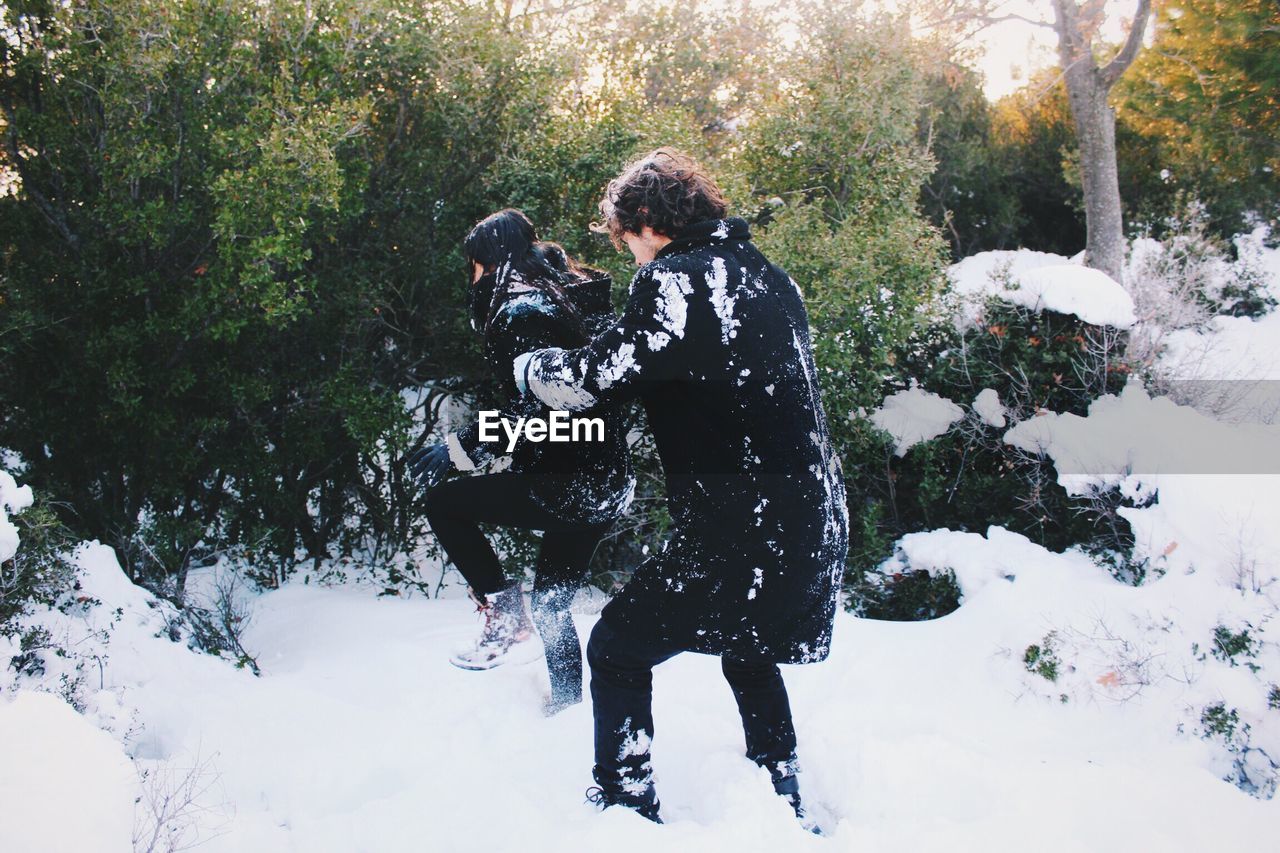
[
  {"x1": 448, "y1": 268, "x2": 635, "y2": 526},
  {"x1": 523, "y1": 217, "x2": 849, "y2": 663}
]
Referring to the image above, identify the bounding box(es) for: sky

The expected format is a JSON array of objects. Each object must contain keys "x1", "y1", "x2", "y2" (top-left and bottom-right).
[
  {"x1": 969, "y1": 12, "x2": 1061, "y2": 100},
  {"x1": 924, "y1": 1, "x2": 1146, "y2": 100}
]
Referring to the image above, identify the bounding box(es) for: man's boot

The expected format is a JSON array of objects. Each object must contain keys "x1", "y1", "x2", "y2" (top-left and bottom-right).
[
  {"x1": 585, "y1": 778, "x2": 662, "y2": 824},
  {"x1": 773, "y1": 774, "x2": 822, "y2": 835}
]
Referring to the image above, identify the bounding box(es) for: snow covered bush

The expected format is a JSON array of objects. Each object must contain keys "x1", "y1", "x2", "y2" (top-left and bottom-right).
[
  {"x1": 1125, "y1": 203, "x2": 1277, "y2": 376},
  {"x1": 1, "y1": 472, "x2": 82, "y2": 686},
  {"x1": 850, "y1": 301, "x2": 1135, "y2": 605},
  {"x1": 1, "y1": 481, "x2": 75, "y2": 621}
]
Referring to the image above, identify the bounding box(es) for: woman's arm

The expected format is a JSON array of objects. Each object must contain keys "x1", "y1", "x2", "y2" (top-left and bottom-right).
[{"x1": 447, "y1": 299, "x2": 568, "y2": 470}]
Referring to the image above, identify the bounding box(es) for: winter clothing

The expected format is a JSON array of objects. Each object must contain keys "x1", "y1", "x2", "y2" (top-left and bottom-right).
[
  {"x1": 424, "y1": 265, "x2": 633, "y2": 705},
  {"x1": 520, "y1": 216, "x2": 845, "y2": 816},
  {"x1": 449, "y1": 581, "x2": 536, "y2": 671},
  {"x1": 423, "y1": 472, "x2": 611, "y2": 702},
  {"x1": 773, "y1": 775, "x2": 821, "y2": 834},
  {"x1": 447, "y1": 268, "x2": 635, "y2": 526},
  {"x1": 521, "y1": 217, "x2": 849, "y2": 663},
  {"x1": 585, "y1": 784, "x2": 662, "y2": 824},
  {"x1": 407, "y1": 442, "x2": 451, "y2": 489},
  {"x1": 586, "y1": 619, "x2": 798, "y2": 815}
]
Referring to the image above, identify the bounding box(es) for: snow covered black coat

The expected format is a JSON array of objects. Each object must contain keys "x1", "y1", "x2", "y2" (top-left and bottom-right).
[
  {"x1": 522, "y1": 217, "x2": 849, "y2": 663},
  {"x1": 447, "y1": 269, "x2": 635, "y2": 526}
]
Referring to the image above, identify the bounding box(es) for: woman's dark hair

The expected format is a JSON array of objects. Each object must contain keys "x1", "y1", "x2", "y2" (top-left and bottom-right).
[
  {"x1": 463, "y1": 208, "x2": 586, "y2": 338},
  {"x1": 592, "y1": 148, "x2": 728, "y2": 249}
]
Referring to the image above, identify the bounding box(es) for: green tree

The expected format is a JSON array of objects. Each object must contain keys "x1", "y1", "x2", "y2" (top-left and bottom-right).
[
  {"x1": 734, "y1": 3, "x2": 949, "y2": 571},
  {"x1": 990, "y1": 73, "x2": 1088, "y2": 255},
  {"x1": 1120, "y1": 0, "x2": 1280, "y2": 234},
  {"x1": 917, "y1": 62, "x2": 1020, "y2": 258},
  {"x1": 0, "y1": 0, "x2": 558, "y2": 591}
]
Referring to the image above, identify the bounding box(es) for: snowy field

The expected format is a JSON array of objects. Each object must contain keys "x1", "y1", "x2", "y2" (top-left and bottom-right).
[{"x1": 4, "y1": 230, "x2": 1280, "y2": 851}]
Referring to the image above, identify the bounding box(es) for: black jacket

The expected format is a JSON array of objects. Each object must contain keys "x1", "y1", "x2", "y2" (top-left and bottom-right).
[
  {"x1": 448, "y1": 268, "x2": 634, "y2": 526},
  {"x1": 522, "y1": 218, "x2": 849, "y2": 663}
]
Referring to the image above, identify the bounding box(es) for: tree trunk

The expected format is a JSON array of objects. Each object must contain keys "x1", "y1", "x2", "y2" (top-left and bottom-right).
[
  {"x1": 1062, "y1": 60, "x2": 1126, "y2": 282},
  {"x1": 1050, "y1": 0, "x2": 1151, "y2": 285}
]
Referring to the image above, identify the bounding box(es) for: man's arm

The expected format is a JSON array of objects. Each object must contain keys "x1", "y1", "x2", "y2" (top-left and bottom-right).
[{"x1": 516, "y1": 266, "x2": 692, "y2": 412}]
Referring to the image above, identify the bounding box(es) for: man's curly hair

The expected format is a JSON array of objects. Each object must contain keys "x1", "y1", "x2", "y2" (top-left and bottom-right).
[{"x1": 593, "y1": 148, "x2": 728, "y2": 249}]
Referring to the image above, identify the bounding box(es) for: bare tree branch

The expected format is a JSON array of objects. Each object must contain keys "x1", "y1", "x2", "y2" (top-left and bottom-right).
[{"x1": 1101, "y1": 0, "x2": 1153, "y2": 86}]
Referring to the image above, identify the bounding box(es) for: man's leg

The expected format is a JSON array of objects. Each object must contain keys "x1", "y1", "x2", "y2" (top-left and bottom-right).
[
  {"x1": 720, "y1": 657, "x2": 800, "y2": 784},
  {"x1": 585, "y1": 618, "x2": 678, "y2": 821}
]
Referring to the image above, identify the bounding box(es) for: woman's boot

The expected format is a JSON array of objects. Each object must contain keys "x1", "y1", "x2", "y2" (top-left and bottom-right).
[{"x1": 449, "y1": 583, "x2": 538, "y2": 670}]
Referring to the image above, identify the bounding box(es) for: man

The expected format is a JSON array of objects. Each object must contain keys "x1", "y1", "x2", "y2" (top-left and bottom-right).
[{"x1": 513, "y1": 149, "x2": 849, "y2": 826}]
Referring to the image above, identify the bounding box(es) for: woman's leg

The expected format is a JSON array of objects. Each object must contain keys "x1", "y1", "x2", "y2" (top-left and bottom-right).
[
  {"x1": 422, "y1": 475, "x2": 516, "y2": 598},
  {"x1": 423, "y1": 473, "x2": 612, "y2": 674},
  {"x1": 531, "y1": 521, "x2": 611, "y2": 712}
]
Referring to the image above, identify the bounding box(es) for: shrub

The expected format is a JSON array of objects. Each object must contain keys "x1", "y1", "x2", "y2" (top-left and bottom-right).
[
  {"x1": 1024, "y1": 633, "x2": 1063, "y2": 683},
  {"x1": 1212, "y1": 624, "x2": 1259, "y2": 668},
  {"x1": 1, "y1": 499, "x2": 78, "y2": 636},
  {"x1": 850, "y1": 567, "x2": 962, "y2": 622}
]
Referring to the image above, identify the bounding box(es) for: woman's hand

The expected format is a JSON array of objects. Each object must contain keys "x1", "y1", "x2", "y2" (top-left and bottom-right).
[{"x1": 407, "y1": 443, "x2": 451, "y2": 490}]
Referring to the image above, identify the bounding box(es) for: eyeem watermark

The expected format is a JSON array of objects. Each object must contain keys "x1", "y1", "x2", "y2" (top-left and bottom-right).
[{"x1": 478, "y1": 410, "x2": 604, "y2": 453}]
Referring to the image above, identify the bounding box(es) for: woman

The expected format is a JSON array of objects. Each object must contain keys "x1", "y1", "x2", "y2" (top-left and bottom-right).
[{"x1": 409, "y1": 209, "x2": 634, "y2": 715}]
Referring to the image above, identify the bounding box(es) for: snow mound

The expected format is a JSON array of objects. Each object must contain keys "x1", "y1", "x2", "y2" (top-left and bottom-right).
[
  {"x1": 1164, "y1": 311, "x2": 1280, "y2": 381},
  {"x1": 1014, "y1": 265, "x2": 1137, "y2": 328},
  {"x1": 868, "y1": 386, "x2": 964, "y2": 456},
  {"x1": 973, "y1": 388, "x2": 1006, "y2": 428},
  {"x1": 880, "y1": 525, "x2": 1099, "y2": 600},
  {"x1": 1234, "y1": 226, "x2": 1280, "y2": 302},
  {"x1": 949, "y1": 251, "x2": 1136, "y2": 328},
  {"x1": 0, "y1": 690, "x2": 138, "y2": 853}
]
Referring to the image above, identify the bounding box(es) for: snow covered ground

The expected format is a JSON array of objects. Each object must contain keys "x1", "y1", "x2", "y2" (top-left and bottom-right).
[
  {"x1": 4, "y1": 553, "x2": 1278, "y2": 852},
  {"x1": 4, "y1": 230, "x2": 1280, "y2": 851}
]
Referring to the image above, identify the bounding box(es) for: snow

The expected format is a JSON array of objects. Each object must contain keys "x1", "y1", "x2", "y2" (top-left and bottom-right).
[
  {"x1": 0, "y1": 690, "x2": 139, "y2": 853},
  {"x1": 706, "y1": 257, "x2": 741, "y2": 343},
  {"x1": 1016, "y1": 265, "x2": 1137, "y2": 328},
  {"x1": 867, "y1": 386, "x2": 964, "y2": 456},
  {"x1": 650, "y1": 267, "x2": 692, "y2": 341},
  {"x1": 1, "y1": 469, "x2": 34, "y2": 563},
  {"x1": 949, "y1": 251, "x2": 1137, "y2": 328},
  {"x1": 3, "y1": 502, "x2": 1280, "y2": 850},
  {"x1": 1136, "y1": 224, "x2": 1280, "y2": 423},
  {"x1": 990, "y1": 376, "x2": 1280, "y2": 796},
  {"x1": 7, "y1": 558, "x2": 1277, "y2": 851},
  {"x1": 1163, "y1": 313, "x2": 1280, "y2": 382},
  {"x1": 1004, "y1": 381, "x2": 1280, "y2": 479},
  {"x1": 1236, "y1": 226, "x2": 1280, "y2": 295},
  {"x1": 973, "y1": 388, "x2": 1007, "y2": 428}
]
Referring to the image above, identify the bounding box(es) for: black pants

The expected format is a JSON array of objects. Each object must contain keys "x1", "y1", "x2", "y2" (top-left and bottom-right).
[
  {"x1": 423, "y1": 473, "x2": 611, "y2": 703},
  {"x1": 587, "y1": 618, "x2": 799, "y2": 804}
]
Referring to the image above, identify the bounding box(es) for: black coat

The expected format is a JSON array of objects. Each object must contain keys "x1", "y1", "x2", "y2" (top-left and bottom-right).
[
  {"x1": 522, "y1": 218, "x2": 849, "y2": 663},
  {"x1": 448, "y1": 269, "x2": 634, "y2": 526}
]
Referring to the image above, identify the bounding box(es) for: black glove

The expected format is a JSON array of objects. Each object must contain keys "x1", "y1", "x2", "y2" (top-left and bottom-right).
[{"x1": 407, "y1": 442, "x2": 451, "y2": 489}]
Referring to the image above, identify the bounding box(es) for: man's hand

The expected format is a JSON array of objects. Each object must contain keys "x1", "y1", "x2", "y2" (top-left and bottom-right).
[
  {"x1": 512, "y1": 352, "x2": 535, "y2": 395},
  {"x1": 407, "y1": 442, "x2": 451, "y2": 490}
]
